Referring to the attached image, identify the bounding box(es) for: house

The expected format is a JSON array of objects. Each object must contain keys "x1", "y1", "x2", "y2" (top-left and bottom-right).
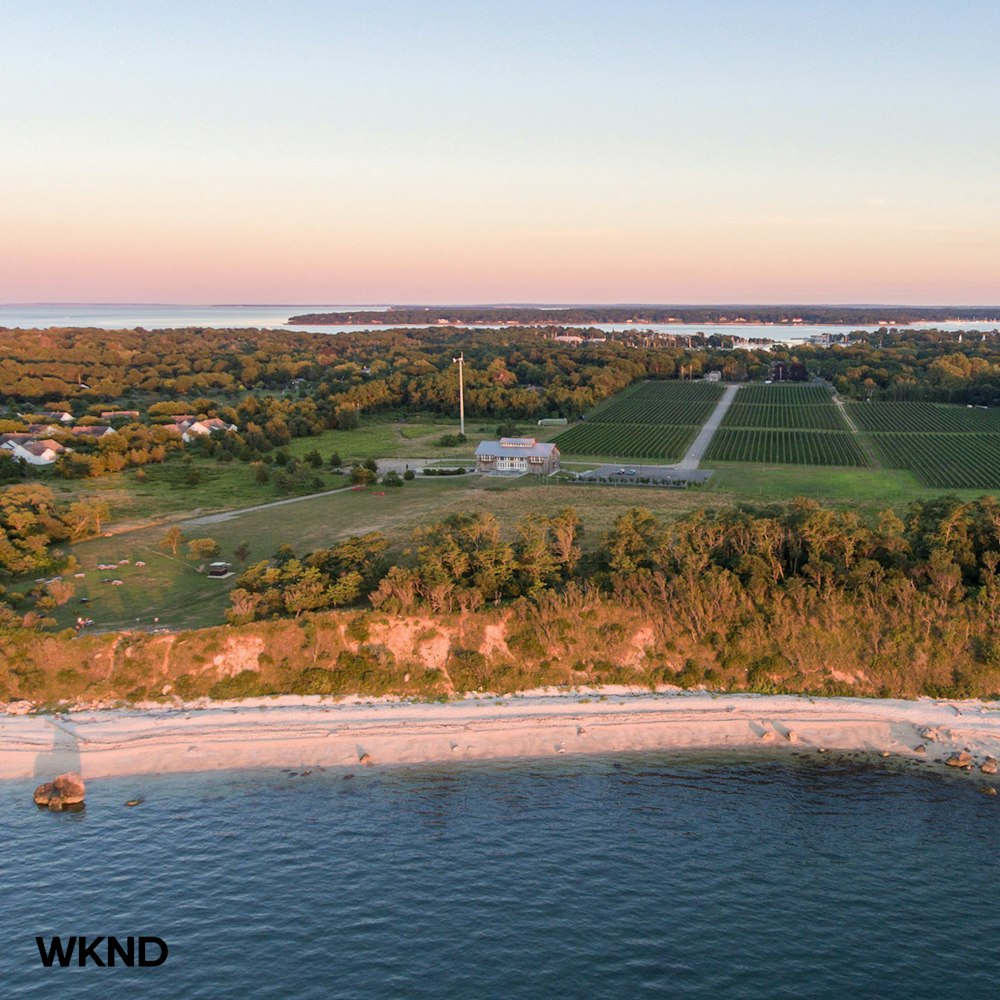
[
  {"x1": 207, "y1": 561, "x2": 233, "y2": 578},
  {"x1": 0, "y1": 435, "x2": 66, "y2": 466},
  {"x1": 20, "y1": 410, "x2": 74, "y2": 425},
  {"x1": 70, "y1": 425, "x2": 116, "y2": 439},
  {"x1": 475, "y1": 437, "x2": 560, "y2": 475},
  {"x1": 100, "y1": 410, "x2": 141, "y2": 421},
  {"x1": 704, "y1": 371, "x2": 722, "y2": 382},
  {"x1": 181, "y1": 417, "x2": 237, "y2": 441}
]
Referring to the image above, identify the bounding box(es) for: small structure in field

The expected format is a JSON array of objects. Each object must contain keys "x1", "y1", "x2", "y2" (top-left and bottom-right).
[{"x1": 208, "y1": 561, "x2": 233, "y2": 578}]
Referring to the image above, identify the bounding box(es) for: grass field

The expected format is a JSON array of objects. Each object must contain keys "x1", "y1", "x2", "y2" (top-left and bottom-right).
[{"x1": 54, "y1": 474, "x2": 727, "y2": 633}]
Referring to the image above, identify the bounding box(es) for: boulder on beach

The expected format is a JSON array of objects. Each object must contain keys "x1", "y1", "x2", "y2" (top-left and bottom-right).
[
  {"x1": 34, "y1": 772, "x2": 86, "y2": 811},
  {"x1": 981, "y1": 757, "x2": 998, "y2": 775},
  {"x1": 945, "y1": 751, "x2": 973, "y2": 768}
]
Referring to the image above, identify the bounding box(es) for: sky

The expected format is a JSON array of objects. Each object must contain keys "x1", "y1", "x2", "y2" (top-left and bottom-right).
[{"x1": 3, "y1": 0, "x2": 999, "y2": 305}]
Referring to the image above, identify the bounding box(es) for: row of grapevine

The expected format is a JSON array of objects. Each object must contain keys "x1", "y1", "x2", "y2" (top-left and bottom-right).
[
  {"x1": 737, "y1": 384, "x2": 834, "y2": 407},
  {"x1": 848, "y1": 402, "x2": 1000, "y2": 434},
  {"x1": 589, "y1": 380, "x2": 724, "y2": 425},
  {"x1": 553, "y1": 421, "x2": 699, "y2": 460},
  {"x1": 704, "y1": 429, "x2": 868, "y2": 467},
  {"x1": 721, "y1": 401, "x2": 845, "y2": 431},
  {"x1": 865, "y1": 433, "x2": 1000, "y2": 488}
]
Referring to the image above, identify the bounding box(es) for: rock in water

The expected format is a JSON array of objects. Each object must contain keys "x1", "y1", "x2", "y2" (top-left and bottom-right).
[
  {"x1": 34, "y1": 772, "x2": 85, "y2": 811},
  {"x1": 945, "y1": 751, "x2": 973, "y2": 768},
  {"x1": 981, "y1": 757, "x2": 998, "y2": 775}
]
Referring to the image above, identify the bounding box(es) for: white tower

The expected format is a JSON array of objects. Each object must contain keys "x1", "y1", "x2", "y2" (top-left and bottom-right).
[{"x1": 452, "y1": 352, "x2": 465, "y2": 436}]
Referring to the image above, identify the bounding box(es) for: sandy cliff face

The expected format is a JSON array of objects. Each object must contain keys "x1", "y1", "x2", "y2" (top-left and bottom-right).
[{"x1": 2, "y1": 587, "x2": 993, "y2": 708}]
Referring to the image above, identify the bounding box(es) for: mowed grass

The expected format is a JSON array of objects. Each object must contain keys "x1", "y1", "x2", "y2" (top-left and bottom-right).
[
  {"x1": 703, "y1": 462, "x2": 994, "y2": 511},
  {"x1": 44, "y1": 458, "x2": 348, "y2": 527},
  {"x1": 57, "y1": 476, "x2": 498, "y2": 631},
  {"x1": 284, "y1": 419, "x2": 480, "y2": 463}
]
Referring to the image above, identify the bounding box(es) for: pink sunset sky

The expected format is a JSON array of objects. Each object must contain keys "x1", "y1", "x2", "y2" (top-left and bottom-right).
[{"x1": 4, "y1": 1, "x2": 999, "y2": 305}]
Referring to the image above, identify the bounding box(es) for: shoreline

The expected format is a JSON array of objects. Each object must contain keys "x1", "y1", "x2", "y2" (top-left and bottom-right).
[{"x1": 3, "y1": 689, "x2": 1000, "y2": 781}]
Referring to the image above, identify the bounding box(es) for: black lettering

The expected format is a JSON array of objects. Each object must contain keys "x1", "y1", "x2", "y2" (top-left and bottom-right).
[
  {"x1": 77, "y1": 936, "x2": 106, "y2": 967},
  {"x1": 107, "y1": 936, "x2": 135, "y2": 967},
  {"x1": 36, "y1": 936, "x2": 75, "y2": 967},
  {"x1": 139, "y1": 936, "x2": 168, "y2": 967}
]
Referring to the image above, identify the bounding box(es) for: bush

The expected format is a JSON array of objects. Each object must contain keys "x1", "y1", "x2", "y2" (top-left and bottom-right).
[
  {"x1": 382, "y1": 470, "x2": 403, "y2": 487},
  {"x1": 403, "y1": 469, "x2": 415, "y2": 481},
  {"x1": 436, "y1": 433, "x2": 466, "y2": 447},
  {"x1": 208, "y1": 670, "x2": 273, "y2": 700}
]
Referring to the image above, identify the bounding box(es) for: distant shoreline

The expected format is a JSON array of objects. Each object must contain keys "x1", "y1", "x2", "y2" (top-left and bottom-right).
[
  {"x1": 287, "y1": 306, "x2": 1000, "y2": 327},
  {"x1": 4, "y1": 690, "x2": 1000, "y2": 782}
]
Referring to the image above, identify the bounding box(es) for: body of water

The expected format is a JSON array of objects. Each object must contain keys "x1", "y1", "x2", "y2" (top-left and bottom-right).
[
  {"x1": 2, "y1": 752, "x2": 997, "y2": 999},
  {"x1": 0, "y1": 303, "x2": 996, "y2": 343}
]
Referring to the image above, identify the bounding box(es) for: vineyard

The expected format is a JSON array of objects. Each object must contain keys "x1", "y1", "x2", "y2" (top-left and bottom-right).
[
  {"x1": 704, "y1": 429, "x2": 868, "y2": 467},
  {"x1": 848, "y1": 402, "x2": 1000, "y2": 433},
  {"x1": 554, "y1": 380, "x2": 722, "y2": 459},
  {"x1": 737, "y1": 384, "x2": 836, "y2": 407},
  {"x1": 721, "y1": 401, "x2": 845, "y2": 431},
  {"x1": 553, "y1": 422, "x2": 700, "y2": 461},
  {"x1": 864, "y1": 433, "x2": 1000, "y2": 489},
  {"x1": 588, "y1": 380, "x2": 724, "y2": 425}
]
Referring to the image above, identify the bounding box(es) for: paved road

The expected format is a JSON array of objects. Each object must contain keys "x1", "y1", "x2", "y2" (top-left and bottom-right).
[{"x1": 677, "y1": 383, "x2": 742, "y2": 470}]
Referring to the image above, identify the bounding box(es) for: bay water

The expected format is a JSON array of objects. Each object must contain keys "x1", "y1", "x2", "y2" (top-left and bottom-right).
[{"x1": 2, "y1": 751, "x2": 997, "y2": 999}]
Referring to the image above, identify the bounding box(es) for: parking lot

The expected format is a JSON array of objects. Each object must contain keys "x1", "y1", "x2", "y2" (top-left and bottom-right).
[{"x1": 575, "y1": 464, "x2": 713, "y2": 485}]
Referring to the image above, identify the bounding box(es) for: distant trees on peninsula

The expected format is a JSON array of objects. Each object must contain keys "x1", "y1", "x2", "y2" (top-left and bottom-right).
[{"x1": 288, "y1": 305, "x2": 1000, "y2": 327}]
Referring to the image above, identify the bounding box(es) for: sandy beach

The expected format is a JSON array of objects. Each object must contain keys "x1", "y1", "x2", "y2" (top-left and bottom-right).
[{"x1": 3, "y1": 689, "x2": 1000, "y2": 781}]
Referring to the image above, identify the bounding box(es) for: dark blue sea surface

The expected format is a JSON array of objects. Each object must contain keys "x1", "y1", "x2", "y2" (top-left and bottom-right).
[{"x1": 1, "y1": 752, "x2": 997, "y2": 999}]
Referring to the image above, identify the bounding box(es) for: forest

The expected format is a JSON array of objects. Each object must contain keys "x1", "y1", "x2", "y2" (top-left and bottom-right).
[{"x1": 287, "y1": 305, "x2": 1000, "y2": 326}]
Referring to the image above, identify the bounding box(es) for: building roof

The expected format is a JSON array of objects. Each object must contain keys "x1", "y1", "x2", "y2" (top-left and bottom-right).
[
  {"x1": 475, "y1": 438, "x2": 558, "y2": 458},
  {"x1": 70, "y1": 425, "x2": 113, "y2": 436}
]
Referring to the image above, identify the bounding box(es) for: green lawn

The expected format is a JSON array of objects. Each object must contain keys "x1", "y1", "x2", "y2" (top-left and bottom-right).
[
  {"x1": 703, "y1": 462, "x2": 993, "y2": 510},
  {"x1": 56, "y1": 476, "x2": 505, "y2": 632}
]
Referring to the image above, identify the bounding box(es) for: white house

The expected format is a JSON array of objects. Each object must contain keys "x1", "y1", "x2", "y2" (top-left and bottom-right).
[
  {"x1": 0, "y1": 436, "x2": 66, "y2": 466},
  {"x1": 181, "y1": 417, "x2": 237, "y2": 441},
  {"x1": 475, "y1": 437, "x2": 560, "y2": 475}
]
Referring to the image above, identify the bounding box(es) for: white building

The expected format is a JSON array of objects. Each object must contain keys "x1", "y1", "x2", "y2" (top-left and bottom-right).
[
  {"x1": 0, "y1": 436, "x2": 66, "y2": 466},
  {"x1": 475, "y1": 437, "x2": 560, "y2": 475}
]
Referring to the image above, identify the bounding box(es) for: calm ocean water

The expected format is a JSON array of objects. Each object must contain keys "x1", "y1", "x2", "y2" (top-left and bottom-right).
[
  {"x1": 1, "y1": 303, "x2": 996, "y2": 342},
  {"x1": 1, "y1": 752, "x2": 997, "y2": 999}
]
